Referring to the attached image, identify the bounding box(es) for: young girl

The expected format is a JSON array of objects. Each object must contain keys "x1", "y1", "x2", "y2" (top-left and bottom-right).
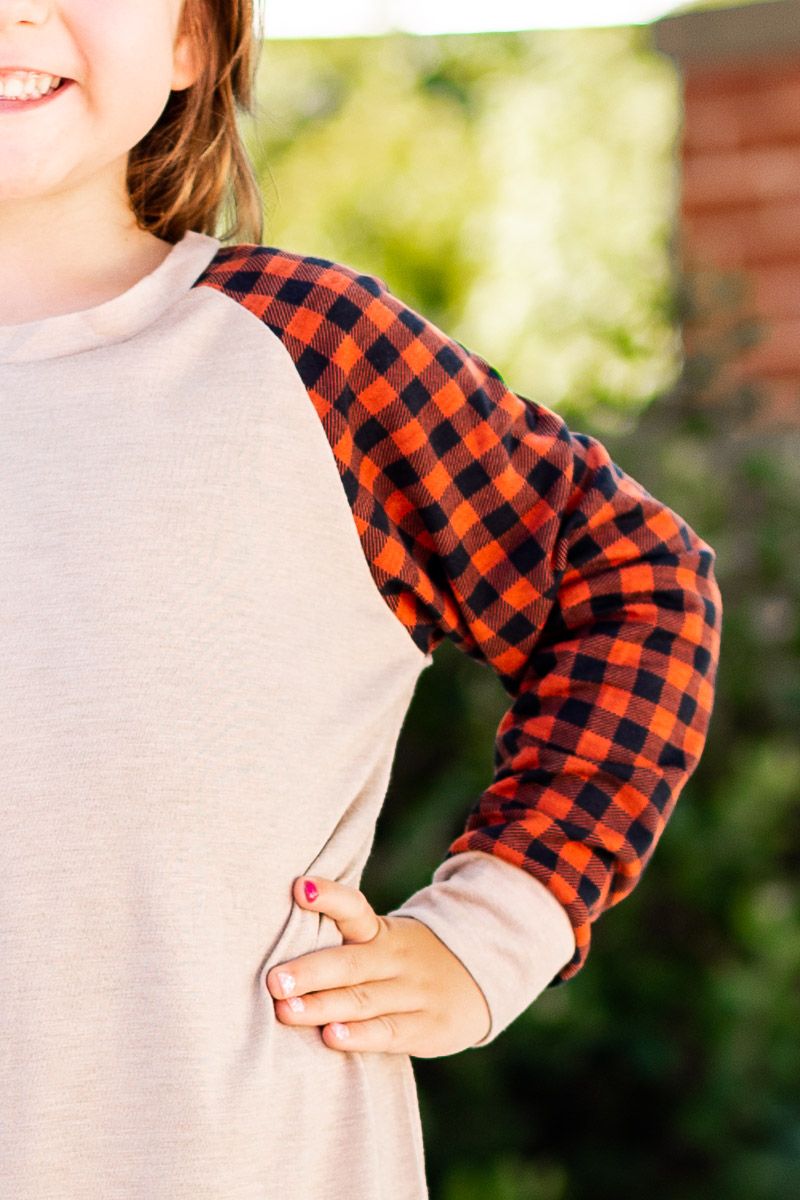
[{"x1": 0, "y1": 1, "x2": 722, "y2": 1196}]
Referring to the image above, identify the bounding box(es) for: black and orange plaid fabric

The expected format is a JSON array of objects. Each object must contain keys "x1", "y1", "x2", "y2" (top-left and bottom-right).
[{"x1": 194, "y1": 246, "x2": 723, "y2": 986}]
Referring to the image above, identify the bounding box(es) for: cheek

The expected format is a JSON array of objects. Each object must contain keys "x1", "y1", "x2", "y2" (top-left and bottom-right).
[
  {"x1": 74, "y1": 7, "x2": 177, "y2": 149},
  {"x1": 85, "y1": 58, "x2": 178, "y2": 163},
  {"x1": 103, "y1": 72, "x2": 175, "y2": 151}
]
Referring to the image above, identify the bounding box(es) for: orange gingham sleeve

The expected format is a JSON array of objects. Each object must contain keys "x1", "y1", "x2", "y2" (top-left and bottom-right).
[{"x1": 195, "y1": 246, "x2": 724, "y2": 1046}]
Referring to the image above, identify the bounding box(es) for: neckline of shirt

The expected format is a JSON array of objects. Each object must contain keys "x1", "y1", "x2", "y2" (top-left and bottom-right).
[{"x1": 0, "y1": 229, "x2": 222, "y2": 365}]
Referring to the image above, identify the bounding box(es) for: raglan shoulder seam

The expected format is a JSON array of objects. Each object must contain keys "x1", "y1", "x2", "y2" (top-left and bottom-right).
[
  {"x1": 190, "y1": 242, "x2": 444, "y2": 665},
  {"x1": 190, "y1": 240, "x2": 577, "y2": 683}
]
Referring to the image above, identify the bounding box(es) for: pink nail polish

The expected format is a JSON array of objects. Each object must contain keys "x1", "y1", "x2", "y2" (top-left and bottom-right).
[{"x1": 304, "y1": 879, "x2": 318, "y2": 902}]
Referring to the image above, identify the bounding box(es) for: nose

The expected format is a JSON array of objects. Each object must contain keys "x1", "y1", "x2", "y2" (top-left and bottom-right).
[{"x1": 0, "y1": 0, "x2": 50, "y2": 31}]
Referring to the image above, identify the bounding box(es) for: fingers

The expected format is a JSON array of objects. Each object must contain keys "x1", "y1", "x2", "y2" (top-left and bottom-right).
[
  {"x1": 265, "y1": 876, "x2": 392, "y2": 1003},
  {"x1": 273, "y1": 975, "x2": 421, "y2": 1035},
  {"x1": 266, "y1": 931, "x2": 397, "y2": 1001},
  {"x1": 264, "y1": 894, "x2": 485, "y2": 1057},
  {"x1": 265, "y1": 877, "x2": 436, "y2": 1054},
  {"x1": 319, "y1": 1010, "x2": 428, "y2": 1054}
]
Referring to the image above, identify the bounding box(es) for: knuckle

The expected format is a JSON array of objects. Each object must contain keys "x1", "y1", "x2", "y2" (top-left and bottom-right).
[
  {"x1": 380, "y1": 1013, "x2": 399, "y2": 1041},
  {"x1": 348, "y1": 983, "x2": 371, "y2": 1012},
  {"x1": 343, "y1": 948, "x2": 361, "y2": 976}
]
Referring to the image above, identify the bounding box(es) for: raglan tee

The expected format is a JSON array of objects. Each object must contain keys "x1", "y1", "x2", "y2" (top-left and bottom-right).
[{"x1": 0, "y1": 229, "x2": 722, "y2": 1200}]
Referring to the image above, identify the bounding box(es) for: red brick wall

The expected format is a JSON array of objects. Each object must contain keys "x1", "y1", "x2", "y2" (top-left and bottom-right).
[
  {"x1": 653, "y1": 2, "x2": 800, "y2": 428},
  {"x1": 679, "y1": 60, "x2": 800, "y2": 422}
]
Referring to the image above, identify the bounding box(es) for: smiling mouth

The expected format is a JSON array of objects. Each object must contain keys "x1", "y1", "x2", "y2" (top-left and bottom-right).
[{"x1": 0, "y1": 78, "x2": 73, "y2": 106}]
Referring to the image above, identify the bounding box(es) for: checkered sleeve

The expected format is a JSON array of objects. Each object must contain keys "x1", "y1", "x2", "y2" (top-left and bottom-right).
[{"x1": 195, "y1": 245, "x2": 723, "y2": 1047}]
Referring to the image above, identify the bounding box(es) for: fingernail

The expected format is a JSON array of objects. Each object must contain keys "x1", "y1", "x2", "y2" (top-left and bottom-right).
[
  {"x1": 286, "y1": 996, "x2": 305, "y2": 1013},
  {"x1": 303, "y1": 879, "x2": 319, "y2": 903},
  {"x1": 277, "y1": 971, "x2": 296, "y2": 996},
  {"x1": 330, "y1": 1022, "x2": 349, "y2": 1039}
]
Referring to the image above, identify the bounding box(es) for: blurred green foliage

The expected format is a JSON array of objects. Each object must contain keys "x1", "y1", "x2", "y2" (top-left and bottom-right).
[
  {"x1": 244, "y1": 25, "x2": 680, "y2": 433},
  {"x1": 243, "y1": 23, "x2": 800, "y2": 1200}
]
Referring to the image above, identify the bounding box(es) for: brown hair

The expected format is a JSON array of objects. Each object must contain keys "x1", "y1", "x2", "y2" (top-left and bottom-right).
[{"x1": 127, "y1": 0, "x2": 264, "y2": 247}]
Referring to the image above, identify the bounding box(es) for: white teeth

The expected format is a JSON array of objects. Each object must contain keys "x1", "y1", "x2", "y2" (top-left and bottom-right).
[{"x1": 0, "y1": 72, "x2": 61, "y2": 100}]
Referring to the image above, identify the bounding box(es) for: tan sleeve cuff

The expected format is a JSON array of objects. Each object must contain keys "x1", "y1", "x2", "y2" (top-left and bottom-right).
[{"x1": 385, "y1": 849, "x2": 576, "y2": 1049}]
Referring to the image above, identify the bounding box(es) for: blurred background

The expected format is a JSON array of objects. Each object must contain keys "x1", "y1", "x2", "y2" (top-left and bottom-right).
[{"x1": 243, "y1": 2, "x2": 800, "y2": 1196}]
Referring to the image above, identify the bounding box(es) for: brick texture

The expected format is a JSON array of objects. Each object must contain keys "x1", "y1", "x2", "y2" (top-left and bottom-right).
[{"x1": 674, "y1": 55, "x2": 800, "y2": 426}]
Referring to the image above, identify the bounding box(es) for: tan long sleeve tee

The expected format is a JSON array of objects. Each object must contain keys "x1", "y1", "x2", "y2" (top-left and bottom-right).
[{"x1": 0, "y1": 229, "x2": 722, "y2": 1199}]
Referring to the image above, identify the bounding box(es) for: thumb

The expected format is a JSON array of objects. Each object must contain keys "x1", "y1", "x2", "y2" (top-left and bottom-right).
[{"x1": 294, "y1": 876, "x2": 383, "y2": 944}]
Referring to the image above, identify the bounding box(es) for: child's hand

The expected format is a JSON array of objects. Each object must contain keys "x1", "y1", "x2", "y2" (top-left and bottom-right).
[{"x1": 265, "y1": 876, "x2": 492, "y2": 1057}]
